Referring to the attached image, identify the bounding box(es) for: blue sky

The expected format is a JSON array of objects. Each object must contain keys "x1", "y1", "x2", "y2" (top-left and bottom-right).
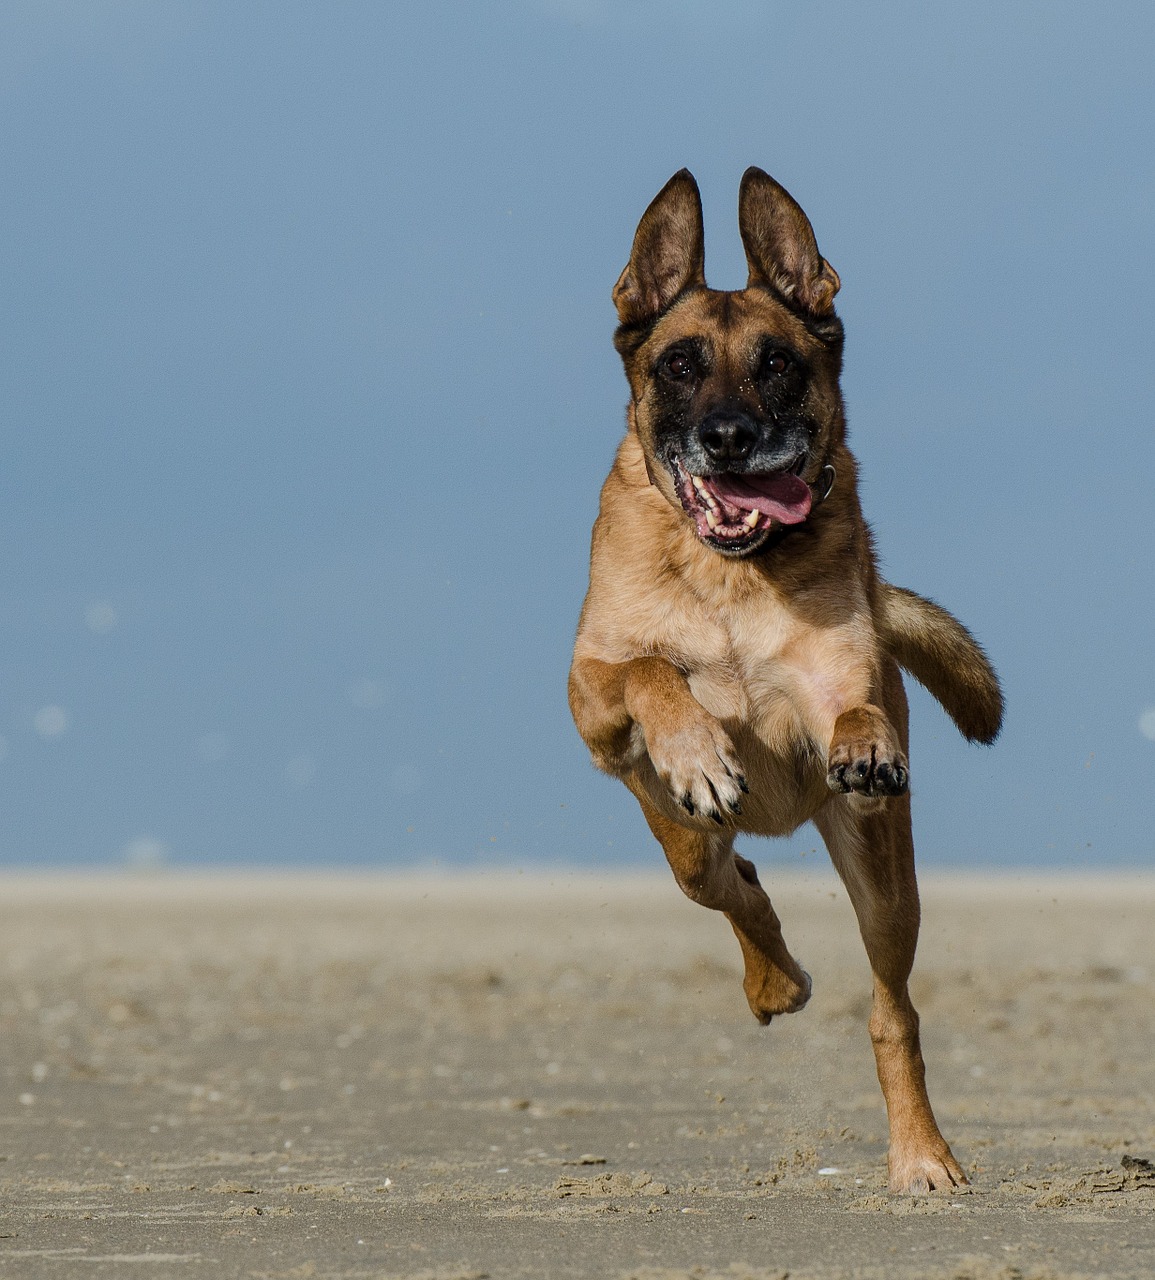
[{"x1": 0, "y1": 1, "x2": 1152, "y2": 868}]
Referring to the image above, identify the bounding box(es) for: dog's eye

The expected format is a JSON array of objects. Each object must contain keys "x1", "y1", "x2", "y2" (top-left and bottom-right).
[
  {"x1": 763, "y1": 350, "x2": 791, "y2": 377},
  {"x1": 664, "y1": 351, "x2": 693, "y2": 379}
]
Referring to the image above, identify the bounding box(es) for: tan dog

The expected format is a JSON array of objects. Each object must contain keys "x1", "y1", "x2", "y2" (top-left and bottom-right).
[{"x1": 569, "y1": 168, "x2": 1003, "y2": 1195}]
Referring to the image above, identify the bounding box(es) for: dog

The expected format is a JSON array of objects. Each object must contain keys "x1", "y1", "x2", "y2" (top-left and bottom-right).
[{"x1": 568, "y1": 168, "x2": 1003, "y2": 1195}]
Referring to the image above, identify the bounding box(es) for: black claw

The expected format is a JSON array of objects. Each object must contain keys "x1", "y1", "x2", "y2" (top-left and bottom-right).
[
  {"x1": 681, "y1": 794, "x2": 695, "y2": 815},
  {"x1": 737, "y1": 775, "x2": 750, "y2": 794},
  {"x1": 872, "y1": 759, "x2": 910, "y2": 796},
  {"x1": 829, "y1": 752, "x2": 910, "y2": 797},
  {"x1": 709, "y1": 809, "x2": 724, "y2": 826},
  {"x1": 826, "y1": 764, "x2": 850, "y2": 793},
  {"x1": 729, "y1": 798, "x2": 743, "y2": 816}
]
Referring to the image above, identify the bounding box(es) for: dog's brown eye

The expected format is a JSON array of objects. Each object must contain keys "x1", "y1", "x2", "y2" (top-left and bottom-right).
[
  {"x1": 763, "y1": 350, "x2": 791, "y2": 376},
  {"x1": 665, "y1": 352, "x2": 693, "y2": 379}
]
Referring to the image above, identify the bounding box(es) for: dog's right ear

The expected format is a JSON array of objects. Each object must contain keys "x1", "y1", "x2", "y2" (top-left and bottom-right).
[{"x1": 612, "y1": 169, "x2": 705, "y2": 327}]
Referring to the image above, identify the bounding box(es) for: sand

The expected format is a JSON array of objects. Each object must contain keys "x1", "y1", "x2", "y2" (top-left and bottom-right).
[{"x1": 0, "y1": 867, "x2": 1151, "y2": 1279}]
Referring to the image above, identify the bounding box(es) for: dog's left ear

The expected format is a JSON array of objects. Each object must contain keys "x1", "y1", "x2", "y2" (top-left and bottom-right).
[
  {"x1": 613, "y1": 169, "x2": 706, "y2": 327},
  {"x1": 738, "y1": 167, "x2": 840, "y2": 316}
]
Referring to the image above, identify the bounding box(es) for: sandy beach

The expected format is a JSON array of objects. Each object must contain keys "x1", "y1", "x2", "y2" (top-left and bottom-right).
[{"x1": 0, "y1": 867, "x2": 1151, "y2": 1279}]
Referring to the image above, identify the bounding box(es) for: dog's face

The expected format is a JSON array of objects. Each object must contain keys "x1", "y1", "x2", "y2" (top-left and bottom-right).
[{"x1": 614, "y1": 169, "x2": 846, "y2": 557}]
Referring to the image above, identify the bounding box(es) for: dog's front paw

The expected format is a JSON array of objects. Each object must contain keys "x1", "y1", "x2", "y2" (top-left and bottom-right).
[
  {"x1": 826, "y1": 707, "x2": 908, "y2": 797},
  {"x1": 646, "y1": 718, "x2": 747, "y2": 824}
]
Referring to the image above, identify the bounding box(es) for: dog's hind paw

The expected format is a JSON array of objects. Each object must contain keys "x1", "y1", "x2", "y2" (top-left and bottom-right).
[
  {"x1": 887, "y1": 1146, "x2": 968, "y2": 1195},
  {"x1": 745, "y1": 965, "x2": 811, "y2": 1025}
]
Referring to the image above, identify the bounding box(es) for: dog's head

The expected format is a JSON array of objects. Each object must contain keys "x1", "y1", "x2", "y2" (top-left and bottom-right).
[{"x1": 614, "y1": 168, "x2": 846, "y2": 558}]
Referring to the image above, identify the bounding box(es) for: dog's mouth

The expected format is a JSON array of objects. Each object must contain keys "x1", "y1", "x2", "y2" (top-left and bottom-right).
[{"x1": 674, "y1": 458, "x2": 813, "y2": 553}]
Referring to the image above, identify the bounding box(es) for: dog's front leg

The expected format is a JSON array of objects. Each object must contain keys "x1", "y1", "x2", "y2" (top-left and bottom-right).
[
  {"x1": 568, "y1": 655, "x2": 745, "y2": 822},
  {"x1": 779, "y1": 628, "x2": 909, "y2": 800},
  {"x1": 825, "y1": 704, "x2": 910, "y2": 798}
]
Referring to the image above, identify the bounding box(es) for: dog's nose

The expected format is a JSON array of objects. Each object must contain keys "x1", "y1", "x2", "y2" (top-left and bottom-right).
[{"x1": 697, "y1": 413, "x2": 760, "y2": 465}]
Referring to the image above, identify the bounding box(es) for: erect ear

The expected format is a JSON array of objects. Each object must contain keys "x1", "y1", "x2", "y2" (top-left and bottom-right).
[
  {"x1": 612, "y1": 169, "x2": 706, "y2": 326},
  {"x1": 738, "y1": 167, "x2": 840, "y2": 316}
]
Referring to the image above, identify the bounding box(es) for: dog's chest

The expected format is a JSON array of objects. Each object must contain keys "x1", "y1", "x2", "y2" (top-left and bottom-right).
[{"x1": 681, "y1": 590, "x2": 873, "y2": 743}]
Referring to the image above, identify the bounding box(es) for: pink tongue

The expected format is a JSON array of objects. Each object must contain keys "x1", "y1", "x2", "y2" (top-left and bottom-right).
[{"x1": 708, "y1": 472, "x2": 813, "y2": 525}]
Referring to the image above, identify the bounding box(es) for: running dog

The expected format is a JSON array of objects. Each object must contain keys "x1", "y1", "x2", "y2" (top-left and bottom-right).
[{"x1": 569, "y1": 168, "x2": 1002, "y2": 1194}]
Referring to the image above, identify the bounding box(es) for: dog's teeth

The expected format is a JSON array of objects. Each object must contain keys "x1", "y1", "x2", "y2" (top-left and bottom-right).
[
  {"x1": 705, "y1": 509, "x2": 719, "y2": 530},
  {"x1": 743, "y1": 509, "x2": 760, "y2": 529}
]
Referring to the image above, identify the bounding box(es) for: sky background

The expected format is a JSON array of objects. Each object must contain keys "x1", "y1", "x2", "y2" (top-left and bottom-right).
[{"x1": 0, "y1": 0, "x2": 1151, "y2": 870}]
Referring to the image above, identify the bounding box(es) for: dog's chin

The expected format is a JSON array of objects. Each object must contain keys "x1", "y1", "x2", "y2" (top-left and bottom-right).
[
  {"x1": 672, "y1": 458, "x2": 811, "y2": 558},
  {"x1": 702, "y1": 522, "x2": 775, "y2": 558}
]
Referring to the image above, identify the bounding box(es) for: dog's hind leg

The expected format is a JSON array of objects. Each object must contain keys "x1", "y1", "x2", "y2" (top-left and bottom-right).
[
  {"x1": 813, "y1": 793, "x2": 967, "y2": 1194},
  {"x1": 631, "y1": 788, "x2": 811, "y2": 1023}
]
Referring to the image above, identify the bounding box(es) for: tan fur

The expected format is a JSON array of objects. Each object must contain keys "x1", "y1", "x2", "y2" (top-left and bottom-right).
[
  {"x1": 569, "y1": 169, "x2": 1003, "y2": 1195},
  {"x1": 879, "y1": 584, "x2": 1003, "y2": 744}
]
